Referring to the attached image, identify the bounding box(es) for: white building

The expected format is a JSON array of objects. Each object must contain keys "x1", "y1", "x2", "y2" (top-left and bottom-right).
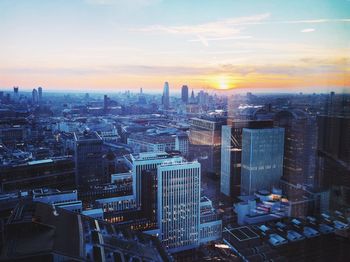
[
  {"x1": 157, "y1": 161, "x2": 201, "y2": 253},
  {"x1": 125, "y1": 152, "x2": 183, "y2": 208}
]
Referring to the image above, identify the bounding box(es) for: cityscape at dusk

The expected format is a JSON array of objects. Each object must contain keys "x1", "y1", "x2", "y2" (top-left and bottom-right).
[{"x1": 0, "y1": 1, "x2": 349, "y2": 262}]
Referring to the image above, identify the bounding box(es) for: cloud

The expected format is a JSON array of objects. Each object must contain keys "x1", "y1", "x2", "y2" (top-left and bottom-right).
[
  {"x1": 301, "y1": 28, "x2": 315, "y2": 33},
  {"x1": 86, "y1": 0, "x2": 161, "y2": 7},
  {"x1": 2, "y1": 56, "x2": 348, "y2": 78},
  {"x1": 188, "y1": 35, "x2": 253, "y2": 46},
  {"x1": 136, "y1": 15, "x2": 350, "y2": 36},
  {"x1": 135, "y1": 13, "x2": 271, "y2": 37},
  {"x1": 278, "y1": 18, "x2": 350, "y2": 24}
]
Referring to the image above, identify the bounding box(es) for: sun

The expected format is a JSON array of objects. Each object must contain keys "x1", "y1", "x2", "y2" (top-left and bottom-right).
[
  {"x1": 219, "y1": 77, "x2": 229, "y2": 89},
  {"x1": 212, "y1": 75, "x2": 236, "y2": 90}
]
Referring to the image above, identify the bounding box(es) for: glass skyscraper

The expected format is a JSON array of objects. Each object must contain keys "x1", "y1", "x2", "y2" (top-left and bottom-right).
[{"x1": 241, "y1": 127, "x2": 285, "y2": 195}]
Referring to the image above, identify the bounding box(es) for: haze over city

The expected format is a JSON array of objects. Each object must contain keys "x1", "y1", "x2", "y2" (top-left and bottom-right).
[
  {"x1": 1, "y1": 0, "x2": 349, "y2": 92},
  {"x1": 1, "y1": 1, "x2": 350, "y2": 261}
]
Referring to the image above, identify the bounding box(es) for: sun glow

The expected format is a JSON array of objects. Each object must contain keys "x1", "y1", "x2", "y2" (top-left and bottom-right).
[{"x1": 212, "y1": 75, "x2": 236, "y2": 90}]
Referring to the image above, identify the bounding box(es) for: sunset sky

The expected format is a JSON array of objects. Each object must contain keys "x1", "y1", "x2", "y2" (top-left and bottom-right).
[{"x1": 0, "y1": 0, "x2": 349, "y2": 93}]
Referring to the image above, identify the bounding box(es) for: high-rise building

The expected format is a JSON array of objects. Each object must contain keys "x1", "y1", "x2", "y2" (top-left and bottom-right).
[
  {"x1": 220, "y1": 120, "x2": 273, "y2": 197},
  {"x1": 316, "y1": 115, "x2": 350, "y2": 210},
  {"x1": 181, "y1": 85, "x2": 189, "y2": 103},
  {"x1": 13, "y1": 86, "x2": 19, "y2": 102},
  {"x1": 162, "y1": 82, "x2": 170, "y2": 109},
  {"x1": 157, "y1": 161, "x2": 201, "y2": 253},
  {"x1": 103, "y1": 94, "x2": 109, "y2": 112},
  {"x1": 241, "y1": 127, "x2": 284, "y2": 195},
  {"x1": 32, "y1": 88, "x2": 38, "y2": 104},
  {"x1": 189, "y1": 116, "x2": 226, "y2": 177},
  {"x1": 126, "y1": 152, "x2": 183, "y2": 208},
  {"x1": 38, "y1": 86, "x2": 42, "y2": 103},
  {"x1": 74, "y1": 130, "x2": 104, "y2": 189},
  {"x1": 274, "y1": 110, "x2": 317, "y2": 189}
]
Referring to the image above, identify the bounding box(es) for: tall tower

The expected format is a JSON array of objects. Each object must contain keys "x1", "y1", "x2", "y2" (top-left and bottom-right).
[
  {"x1": 220, "y1": 120, "x2": 273, "y2": 197},
  {"x1": 241, "y1": 127, "x2": 284, "y2": 195},
  {"x1": 38, "y1": 87, "x2": 43, "y2": 103},
  {"x1": 162, "y1": 82, "x2": 170, "y2": 109},
  {"x1": 157, "y1": 161, "x2": 201, "y2": 253},
  {"x1": 32, "y1": 88, "x2": 38, "y2": 104},
  {"x1": 181, "y1": 85, "x2": 189, "y2": 103},
  {"x1": 13, "y1": 86, "x2": 19, "y2": 102},
  {"x1": 274, "y1": 110, "x2": 317, "y2": 188},
  {"x1": 104, "y1": 95, "x2": 108, "y2": 112}
]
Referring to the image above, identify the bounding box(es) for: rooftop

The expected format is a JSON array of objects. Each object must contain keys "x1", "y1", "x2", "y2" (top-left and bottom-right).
[{"x1": 1, "y1": 201, "x2": 172, "y2": 261}]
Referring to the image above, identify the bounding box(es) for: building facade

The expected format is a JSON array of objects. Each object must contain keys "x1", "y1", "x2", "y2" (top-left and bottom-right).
[
  {"x1": 221, "y1": 120, "x2": 273, "y2": 197},
  {"x1": 241, "y1": 127, "x2": 285, "y2": 195},
  {"x1": 157, "y1": 161, "x2": 201, "y2": 253},
  {"x1": 74, "y1": 130, "x2": 104, "y2": 189}
]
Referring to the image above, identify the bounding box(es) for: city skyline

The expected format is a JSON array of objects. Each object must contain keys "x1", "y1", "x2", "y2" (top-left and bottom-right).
[{"x1": 1, "y1": 0, "x2": 349, "y2": 92}]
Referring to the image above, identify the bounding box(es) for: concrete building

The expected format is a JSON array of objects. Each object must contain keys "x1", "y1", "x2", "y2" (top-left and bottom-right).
[
  {"x1": 157, "y1": 161, "x2": 201, "y2": 253},
  {"x1": 125, "y1": 152, "x2": 183, "y2": 208},
  {"x1": 0, "y1": 157, "x2": 75, "y2": 192},
  {"x1": 74, "y1": 130, "x2": 105, "y2": 189},
  {"x1": 32, "y1": 188, "x2": 82, "y2": 213}
]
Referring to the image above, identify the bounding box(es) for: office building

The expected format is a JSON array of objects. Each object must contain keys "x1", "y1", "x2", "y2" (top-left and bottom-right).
[
  {"x1": 189, "y1": 116, "x2": 226, "y2": 177},
  {"x1": 316, "y1": 115, "x2": 350, "y2": 210},
  {"x1": 274, "y1": 109, "x2": 317, "y2": 188},
  {"x1": 13, "y1": 86, "x2": 19, "y2": 102},
  {"x1": 162, "y1": 82, "x2": 170, "y2": 109},
  {"x1": 0, "y1": 157, "x2": 75, "y2": 192},
  {"x1": 157, "y1": 161, "x2": 201, "y2": 253},
  {"x1": 221, "y1": 120, "x2": 273, "y2": 197},
  {"x1": 74, "y1": 130, "x2": 105, "y2": 189},
  {"x1": 32, "y1": 88, "x2": 38, "y2": 104},
  {"x1": 241, "y1": 127, "x2": 284, "y2": 195},
  {"x1": 199, "y1": 196, "x2": 222, "y2": 244},
  {"x1": 181, "y1": 85, "x2": 189, "y2": 103},
  {"x1": 38, "y1": 86, "x2": 42, "y2": 103},
  {"x1": 125, "y1": 152, "x2": 183, "y2": 208}
]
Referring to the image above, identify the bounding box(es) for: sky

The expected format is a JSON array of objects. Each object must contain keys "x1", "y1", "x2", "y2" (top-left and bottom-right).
[{"x1": 0, "y1": 0, "x2": 349, "y2": 93}]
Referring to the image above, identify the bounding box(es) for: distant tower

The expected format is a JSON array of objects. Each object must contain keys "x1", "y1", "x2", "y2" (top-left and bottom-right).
[
  {"x1": 104, "y1": 95, "x2": 109, "y2": 112},
  {"x1": 140, "y1": 87, "x2": 143, "y2": 94},
  {"x1": 181, "y1": 85, "x2": 189, "y2": 103},
  {"x1": 38, "y1": 87, "x2": 43, "y2": 103},
  {"x1": 13, "y1": 86, "x2": 19, "y2": 102},
  {"x1": 162, "y1": 82, "x2": 170, "y2": 109},
  {"x1": 32, "y1": 88, "x2": 38, "y2": 104},
  {"x1": 190, "y1": 89, "x2": 195, "y2": 103}
]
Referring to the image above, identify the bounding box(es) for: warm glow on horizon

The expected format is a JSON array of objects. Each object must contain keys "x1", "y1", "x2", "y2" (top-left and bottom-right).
[
  {"x1": 0, "y1": 0, "x2": 349, "y2": 92},
  {"x1": 211, "y1": 75, "x2": 237, "y2": 90}
]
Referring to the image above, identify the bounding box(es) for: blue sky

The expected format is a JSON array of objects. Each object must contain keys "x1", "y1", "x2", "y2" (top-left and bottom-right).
[{"x1": 0, "y1": 0, "x2": 349, "y2": 92}]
